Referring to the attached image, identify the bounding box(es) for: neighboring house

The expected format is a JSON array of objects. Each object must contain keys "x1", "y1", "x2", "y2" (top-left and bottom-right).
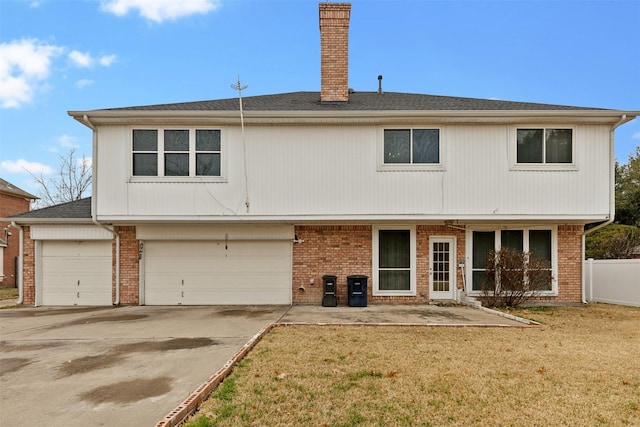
[
  {"x1": 0, "y1": 178, "x2": 37, "y2": 286},
  {"x1": 4, "y1": 3, "x2": 639, "y2": 307}
]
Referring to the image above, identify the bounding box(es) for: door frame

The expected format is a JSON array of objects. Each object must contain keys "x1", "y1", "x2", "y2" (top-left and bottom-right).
[{"x1": 429, "y1": 236, "x2": 456, "y2": 300}]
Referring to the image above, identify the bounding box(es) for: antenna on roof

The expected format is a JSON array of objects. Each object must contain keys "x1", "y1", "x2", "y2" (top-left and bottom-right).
[{"x1": 231, "y1": 76, "x2": 250, "y2": 213}]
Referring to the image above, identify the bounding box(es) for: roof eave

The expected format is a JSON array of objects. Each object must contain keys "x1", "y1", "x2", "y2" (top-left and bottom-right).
[{"x1": 68, "y1": 109, "x2": 639, "y2": 127}]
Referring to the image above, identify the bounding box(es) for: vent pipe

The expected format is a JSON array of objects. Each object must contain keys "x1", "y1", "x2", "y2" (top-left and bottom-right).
[{"x1": 378, "y1": 75, "x2": 383, "y2": 94}]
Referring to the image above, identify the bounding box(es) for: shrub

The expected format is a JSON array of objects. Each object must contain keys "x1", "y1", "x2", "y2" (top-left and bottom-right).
[
  {"x1": 585, "y1": 224, "x2": 640, "y2": 259},
  {"x1": 480, "y1": 248, "x2": 552, "y2": 308}
]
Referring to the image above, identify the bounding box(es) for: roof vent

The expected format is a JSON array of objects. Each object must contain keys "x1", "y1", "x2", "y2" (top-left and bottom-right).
[{"x1": 378, "y1": 75, "x2": 383, "y2": 94}]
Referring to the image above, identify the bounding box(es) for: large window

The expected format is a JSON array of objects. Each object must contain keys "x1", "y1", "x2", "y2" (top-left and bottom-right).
[
  {"x1": 380, "y1": 128, "x2": 442, "y2": 170},
  {"x1": 516, "y1": 128, "x2": 572, "y2": 164},
  {"x1": 470, "y1": 228, "x2": 555, "y2": 293},
  {"x1": 373, "y1": 226, "x2": 416, "y2": 295},
  {"x1": 132, "y1": 128, "x2": 221, "y2": 178}
]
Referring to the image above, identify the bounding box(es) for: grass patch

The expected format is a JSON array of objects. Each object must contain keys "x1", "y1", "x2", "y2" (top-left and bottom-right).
[
  {"x1": 0, "y1": 287, "x2": 18, "y2": 301},
  {"x1": 187, "y1": 303, "x2": 640, "y2": 426}
]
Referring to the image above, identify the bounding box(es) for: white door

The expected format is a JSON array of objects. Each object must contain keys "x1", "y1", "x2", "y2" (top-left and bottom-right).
[
  {"x1": 41, "y1": 241, "x2": 112, "y2": 306},
  {"x1": 144, "y1": 240, "x2": 291, "y2": 305},
  {"x1": 429, "y1": 237, "x2": 456, "y2": 300}
]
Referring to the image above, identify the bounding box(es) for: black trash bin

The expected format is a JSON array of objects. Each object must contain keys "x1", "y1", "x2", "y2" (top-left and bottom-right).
[
  {"x1": 322, "y1": 275, "x2": 337, "y2": 307},
  {"x1": 347, "y1": 275, "x2": 368, "y2": 307}
]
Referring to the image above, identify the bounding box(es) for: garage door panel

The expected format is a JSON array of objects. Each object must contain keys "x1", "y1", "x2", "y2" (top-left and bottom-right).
[
  {"x1": 41, "y1": 241, "x2": 112, "y2": 306},
  {"x1": 144, "y1": 240, "x2": 291, "y2": 305}
]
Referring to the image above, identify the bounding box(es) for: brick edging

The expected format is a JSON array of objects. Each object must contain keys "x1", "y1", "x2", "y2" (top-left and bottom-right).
[{"x1": 155, "y1": 323, "x2": 276, "y2": 427}]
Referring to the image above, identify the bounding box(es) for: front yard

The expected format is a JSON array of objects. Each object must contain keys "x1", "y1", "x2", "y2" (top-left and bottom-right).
[{"x1": 187, "y1": 303, "x2": 640, "y2": 426}]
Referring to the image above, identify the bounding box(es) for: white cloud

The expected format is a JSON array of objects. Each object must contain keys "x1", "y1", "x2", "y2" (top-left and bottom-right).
[
  {"x1": 101, "y1": 0, "x2": 220, "y2": 23},
  {"x1": 58, "y1": 134, "x2": 80, "y2": 148},
  {"x1": 0, "y1": 39, "x2": 64, "y2": 108},
  {"x1": 99, "y1": 54, "x2": 117, "y2": 66},
  {"x1": 68, "y1": 50, "x2": 94, "y2": 68},
  {"x1": 632, "y1": 132, "x2": 640, "y2": 140},
  {"x1": 76, "y1": 79, "x2": 95, "y2": 88},
  {"x1": 0, "y1": 159, "x2": 54, "y2": 175}
]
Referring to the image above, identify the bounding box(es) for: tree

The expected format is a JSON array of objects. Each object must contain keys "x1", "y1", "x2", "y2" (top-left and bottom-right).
[
  {"x1": 585, "y1": 224, "x2": 640, "y2": 259},
  {"x1": 615, "y1": 146, "x2": 640, "y2": 227},
  {"x1": 30, "y1": 149, "x2": 91, "y2": 208}
]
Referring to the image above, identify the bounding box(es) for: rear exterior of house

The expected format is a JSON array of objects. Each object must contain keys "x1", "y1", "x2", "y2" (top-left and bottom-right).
[{"x1": 6, "y1": 3, "x2": 638, "y2": 307}]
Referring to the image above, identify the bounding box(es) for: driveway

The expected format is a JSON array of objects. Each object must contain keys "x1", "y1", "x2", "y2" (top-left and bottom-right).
[
  {"x1": 0, "y1": 303, "x2": 526, "y2": 426},
  {"x1": 0, "y1": 305, "x2": 290, "y2": 427}
]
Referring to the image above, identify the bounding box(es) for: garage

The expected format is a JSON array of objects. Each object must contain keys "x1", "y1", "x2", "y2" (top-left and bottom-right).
[
  {"x1": 41, "y1": 240, "x2": 112, "y2": 306},
  {"x1": 139, "y1": 225, "x2": 294, "y2": 305},
  {"x1": 143, "y1": 240, "x2": 291, "y2": 305}
]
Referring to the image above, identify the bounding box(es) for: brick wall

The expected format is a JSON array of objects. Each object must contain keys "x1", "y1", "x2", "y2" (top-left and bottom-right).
[
  {"x1": 0, "y1": 193, "x2": 31, "y2": 286},
  {"x1": 116, "y1": 226, "x2": 139, "y2": 305},
  {"x1": 22, "y1": 227, "x2": 35, "y2": 305},
  {"x1": 292, "y1": 224, "x2": 467, "y2": 305}
]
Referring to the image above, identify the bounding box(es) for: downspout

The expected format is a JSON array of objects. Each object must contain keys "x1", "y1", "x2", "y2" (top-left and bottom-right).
[
  {"x1": 581, "y1": 114, "x2": 627, "y2": 303},
  {"x1": 83, "y1": 114, "x2": 121, "y2": 306},
  {"x1": 9, "y1": 222, "x2": 23, "y2": 304}
]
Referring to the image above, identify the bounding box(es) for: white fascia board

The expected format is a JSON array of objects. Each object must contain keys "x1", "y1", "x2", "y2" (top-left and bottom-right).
[
  {"x1": 69, "y1": 109, "x2": 640, "y2": 127},
  {"x1": 97, "y1": 213, "x2": 607, "y2": 225}
]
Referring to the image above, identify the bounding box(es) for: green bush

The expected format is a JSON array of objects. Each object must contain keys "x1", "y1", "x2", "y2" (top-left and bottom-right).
[{"x1": 585, "y1": 224, "x2": 640, "y2": 259}]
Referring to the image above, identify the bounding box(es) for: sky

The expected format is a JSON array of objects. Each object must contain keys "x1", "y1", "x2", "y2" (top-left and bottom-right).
[{"x1": 1, "y1": 0, "x2": 639, "y2": 196}]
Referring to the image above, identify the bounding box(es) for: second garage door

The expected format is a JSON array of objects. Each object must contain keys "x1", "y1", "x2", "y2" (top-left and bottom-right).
[{"x1": 143, "y1": 240, "x2": 291, "y2": 305}]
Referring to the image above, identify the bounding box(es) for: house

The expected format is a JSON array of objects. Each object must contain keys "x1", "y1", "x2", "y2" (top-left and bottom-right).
[
  {"x1": 5, "y1": 2, "x2": 639, "y2": 307},
  {"x1": 0, "y1": 178, "x2": 37, "y2": 287}
]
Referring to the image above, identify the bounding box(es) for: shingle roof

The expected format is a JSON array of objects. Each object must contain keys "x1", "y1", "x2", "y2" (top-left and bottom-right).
[
  {"x1": 106, "y1": 91, "x2": 603, "y2": 112},
  {"x1": 9, "y1": 197, "x2": 92, "y2": 220},
  {"x1": 0, "y1": 178, "x2": 37, "y2": 200}
]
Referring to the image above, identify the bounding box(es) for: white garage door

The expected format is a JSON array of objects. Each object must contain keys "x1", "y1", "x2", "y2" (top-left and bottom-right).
[
  {"x1": 144, "y1": 240, "x2": 291, "y2": 305},
  {"x1": 41, "y1": 241, "x2": 112, "y2": 306}
]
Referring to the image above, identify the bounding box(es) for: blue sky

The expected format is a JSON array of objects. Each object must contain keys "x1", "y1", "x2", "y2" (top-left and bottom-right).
[{"x1": 1, "y1": 0, "x2": 639, "y2": 195}]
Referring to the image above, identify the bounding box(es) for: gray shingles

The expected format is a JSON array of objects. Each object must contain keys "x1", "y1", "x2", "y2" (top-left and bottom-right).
[
  {"x1": 105, "y1": 91, "x2": 604, "y2": 112},
  {"x1": 9, "y1": 198, "x2": 92, "y2": 220}
]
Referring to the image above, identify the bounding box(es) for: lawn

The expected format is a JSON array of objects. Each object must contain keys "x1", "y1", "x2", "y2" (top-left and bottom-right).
[{"x1": 186, "y1": 303, "x2": 640, "y2": 426}]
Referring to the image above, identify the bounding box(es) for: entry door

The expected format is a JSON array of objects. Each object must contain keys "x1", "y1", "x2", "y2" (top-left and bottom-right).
[{"x1": 429, "y1": 237, "x2": 456, "y2": 300}]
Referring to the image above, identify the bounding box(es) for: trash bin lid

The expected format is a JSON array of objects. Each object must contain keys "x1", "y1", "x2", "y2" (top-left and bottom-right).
[
  {"x1": 322, "y1": 275, "x2": 338, "y2": 280},
  {"x1": 347, "y1": 275, "x2": 368, "y2": 279}
]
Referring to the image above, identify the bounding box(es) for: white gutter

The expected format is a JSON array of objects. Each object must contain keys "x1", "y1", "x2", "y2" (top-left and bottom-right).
[
  {"x1": 9, "y1": 222, "x2": 23, "y2": 304},
  {"x1": 581, "y1": 114, "x2": 627, "y2": 303},
  {"x1": 83, "y1": 114, "x2": 121, "y2": 306}
]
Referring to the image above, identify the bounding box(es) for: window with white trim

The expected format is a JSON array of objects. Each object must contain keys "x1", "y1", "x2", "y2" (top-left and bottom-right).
[
  {"x1": 132, "y1": 128, "x2": 222, "y2": 178},
  {"x1": 379, "y1": 128, "x2": 443, "y2": 170},
  {"x1": 373, "y1": 226, "x2": 416, "y2": 295},
  {"x1": 470, "y1": 228, "x2": 555, "y2": 293},
  {"x1": 516, "y1": 128, "x2": 573, "y2": 164}
]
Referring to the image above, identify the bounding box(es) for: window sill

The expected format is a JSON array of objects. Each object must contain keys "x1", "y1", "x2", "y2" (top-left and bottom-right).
[
  {"x1": 377, "y1": 164, "x2": 445, "y2": 172},
  {"x1": 467, "y1": 290, "x2": 558, "y2": 297},
  {"x1": 373, "y1": 290, "x2": 417, "y2": 297},
  {"x1": 129, "y1": 176, "x2": 228, "y2": 184},
  {"x1": 510, "y1": 163, "x2": 578, "y2": 172}
]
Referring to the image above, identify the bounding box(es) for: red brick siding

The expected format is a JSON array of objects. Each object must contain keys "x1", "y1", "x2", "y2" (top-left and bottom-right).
[
  {"x1": 319, "y1": 3, "x2": 351, "y2": 102},
  {"x1": 22, "y1": 227, "x2": 35, "y2": 305},
  {"x1": 116, "y1": 226, "x2": 139, "y2": 305},
  {"x1": 0, "y1": 193, "x2": 31, "y2": 286}
]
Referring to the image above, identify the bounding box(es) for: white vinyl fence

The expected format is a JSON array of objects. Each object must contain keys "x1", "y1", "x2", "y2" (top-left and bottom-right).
[{"x1": 584, "y1": 259, "x2": 640, "y2": 307}]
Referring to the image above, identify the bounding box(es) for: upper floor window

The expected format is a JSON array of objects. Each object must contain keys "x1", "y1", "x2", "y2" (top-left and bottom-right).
[
  {"x1": 516, "y1": 128, "x2": 572, "y2": 164},
  {"x1": 379, "y1": 128, "x2": 443, "y2": 171},
  {"x1": 132, "y1": 128, "x2": 221, "y2": 178}
]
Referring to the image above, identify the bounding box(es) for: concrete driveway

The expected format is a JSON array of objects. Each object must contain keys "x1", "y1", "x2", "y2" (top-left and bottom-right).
[
  {"x1": 0, "y1": 305, "x2": 290, "y2": 427},
  {"x1": 0, "y1": 303, "x2": 526, "y2": 426}
]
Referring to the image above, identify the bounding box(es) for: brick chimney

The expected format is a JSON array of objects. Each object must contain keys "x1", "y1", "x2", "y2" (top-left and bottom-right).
[{"x1": 319, "y1": 2, "x2": 351, "y2": 103}]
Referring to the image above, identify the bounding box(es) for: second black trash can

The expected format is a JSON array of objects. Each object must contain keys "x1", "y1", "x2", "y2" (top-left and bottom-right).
[{"x1": 347, "y1": 275, "x2": 368, "y2": 307}]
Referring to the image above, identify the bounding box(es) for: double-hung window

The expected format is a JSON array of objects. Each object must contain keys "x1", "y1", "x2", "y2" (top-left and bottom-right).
[
  {"x1": 132, "y1": 128, "x2": 222, "y2": 179},
  {"x1": 515, "y1": 127, "x2": 573, "y2": 166},
  {"x1": 373, "y1": 226, "x2": 416, "y2": 295},
  {"x1": 469, "y1": 228, "x2": 555, "y2": 294},
  {"x1": 380, "y1": 128, "x2": 442, "y2": 170}
]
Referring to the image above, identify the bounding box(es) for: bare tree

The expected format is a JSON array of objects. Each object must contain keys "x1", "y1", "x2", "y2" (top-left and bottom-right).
[{"x1": 29, "y1": 149, "x2": 92, "y2": 208}]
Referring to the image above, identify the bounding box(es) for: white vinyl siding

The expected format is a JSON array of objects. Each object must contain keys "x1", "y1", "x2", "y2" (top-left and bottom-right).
[
  {"x1": 41, "y1": 241, "x2": 112, "y2": 306},
  {"x1": 95, "y1": 124, "x2": 610, "y2": 220},
  {"x1": 143, "y1": 240, "x2": 291, "y2": 305}
]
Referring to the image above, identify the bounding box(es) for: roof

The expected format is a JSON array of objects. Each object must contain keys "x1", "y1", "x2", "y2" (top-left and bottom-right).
[
  {"x1": 8, "y1": 197, "x2": 92, "y2": 222},
  {"x1": 102, "y1": 91, "x2": 603, "y2": 112},
  {"x1": 0, "y1": 178, "x2": 37, "y2": 200}
]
